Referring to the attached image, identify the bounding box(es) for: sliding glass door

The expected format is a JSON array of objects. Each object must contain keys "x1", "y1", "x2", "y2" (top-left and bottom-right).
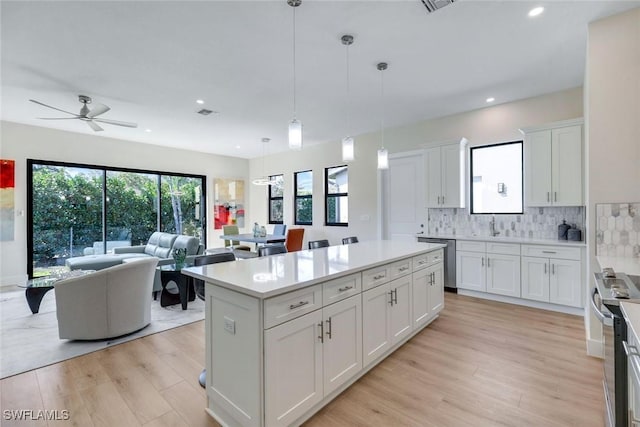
[{"x1": 28, "y1": 160, "x2": 205, "y2": 278}]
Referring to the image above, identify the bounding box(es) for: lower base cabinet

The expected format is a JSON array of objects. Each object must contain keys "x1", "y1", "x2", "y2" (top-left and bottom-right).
[
  {"x1": 412, "y1": 263, "x2": 444, "y2": 329},
  {"x1": 521, "y1": 256, "x2": 581, "y2": 307},
  {"x1": 265, "y1": 295, "x2": 362, "y2": 427}
]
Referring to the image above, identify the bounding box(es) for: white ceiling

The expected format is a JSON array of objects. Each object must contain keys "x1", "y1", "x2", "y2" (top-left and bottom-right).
[{"x1": 1, "y1": 0, "x2": 638, "y2": 159}]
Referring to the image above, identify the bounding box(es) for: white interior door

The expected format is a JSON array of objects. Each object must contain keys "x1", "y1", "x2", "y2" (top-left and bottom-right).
[{"x1": 382, "y1": 152, "x2": 425, "y2": 240}]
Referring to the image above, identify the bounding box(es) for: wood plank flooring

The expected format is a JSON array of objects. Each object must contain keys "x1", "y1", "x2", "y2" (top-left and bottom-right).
[{"x1": 0, "y1": 293, "x2": 604, "y2": 427}]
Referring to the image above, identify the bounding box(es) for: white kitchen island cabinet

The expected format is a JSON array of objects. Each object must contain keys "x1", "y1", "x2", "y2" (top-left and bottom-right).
[{"x1": 183, "y1": 240, "x2": 445, "y2": 427}]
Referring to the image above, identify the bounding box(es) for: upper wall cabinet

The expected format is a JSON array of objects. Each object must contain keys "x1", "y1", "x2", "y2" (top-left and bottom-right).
[
  {"x1": 520, "y1": 119, "x2": 584, "y2": 207},
  {"x1": 424, "y1": 138, "x2": 467, "y2": 208}
]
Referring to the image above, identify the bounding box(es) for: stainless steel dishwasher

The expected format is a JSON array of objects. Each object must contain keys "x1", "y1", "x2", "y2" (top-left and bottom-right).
[{"x1": 417, "y1": 237, "x2": 456, "y2": 292}]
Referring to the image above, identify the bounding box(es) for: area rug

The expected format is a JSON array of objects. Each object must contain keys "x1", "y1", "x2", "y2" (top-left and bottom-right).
[{"x1": 0, "y1": 286, "x2": 205, "y2": 378}]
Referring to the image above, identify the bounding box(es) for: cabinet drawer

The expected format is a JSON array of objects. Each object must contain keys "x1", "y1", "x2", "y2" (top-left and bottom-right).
[
  {"x1": 264, "y1": 285, "x2": 322, "y2": 329},
  {"x1": 521, "y1": 245, "x2": 581, "y2": 260},
  {"x1": 388, "y1": 259, "x2": 413, "y2": 281},
  {"x1": 362, "y1": 265, "x2": 390, "y2": 291},
  {"x1": 323, "y1": 273, "x2": 362, "y2": 306},
  {"x1": 457, "y1": 240, "x2": 486, "y2": 253},
  {"x1": 486, "y1": 242, "x2": 520, "y2": 256},
  {"x1": 413, "y1": 249, "x2": 444, "y2": 271}
]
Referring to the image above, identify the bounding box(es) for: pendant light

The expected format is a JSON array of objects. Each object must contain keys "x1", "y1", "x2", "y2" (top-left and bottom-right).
[
  {"x1": 377, "y1": 62, "x2": 389, "y2": 170},
  {"x1": 252, "y1": 138, "x2": 275, "y2": 186},
  {"x1": 288, "y1": 0, "x2": 302, "y2": 150},
  {"x1": 341, "y1": 34, "x2": 355, "y2": 162}
]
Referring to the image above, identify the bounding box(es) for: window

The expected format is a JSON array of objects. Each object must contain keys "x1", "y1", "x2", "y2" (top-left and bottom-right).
[
  {"x1": 470, "y1": 141, "x2": 523, "y2": 214},
  {"x1": 268, "y1": 174, "x2": 284, "y2": 224},
  {"x1": 28, "y1": 160, "x2": 205, "y2": 278},
  {"x1": 325, "y1": 166, "x2": 348, "y2": 226},
  {"x1": 294, "y1": 170, "x2": 312, "y2": 225}
]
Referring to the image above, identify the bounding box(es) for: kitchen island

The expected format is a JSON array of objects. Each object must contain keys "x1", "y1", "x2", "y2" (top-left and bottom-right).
[{"x1": 183, "y1": 240, "x2": 445, "y2": 427}]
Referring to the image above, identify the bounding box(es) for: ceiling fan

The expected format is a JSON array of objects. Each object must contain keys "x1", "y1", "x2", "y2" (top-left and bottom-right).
[{"x1": 29, "y1": 94, "x2": 138, "y2": 132}]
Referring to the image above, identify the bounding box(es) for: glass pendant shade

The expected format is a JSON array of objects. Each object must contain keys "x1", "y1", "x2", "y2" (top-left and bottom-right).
[
  {"x1": 288, "y1": 118, "x2": 302, "y2": 150},
  {"x1": 377, "y1": 148, "x2": 389, "y2": 170},
  {"x1": 342, "y1": 136, "x2": 355, "y2": 162}
]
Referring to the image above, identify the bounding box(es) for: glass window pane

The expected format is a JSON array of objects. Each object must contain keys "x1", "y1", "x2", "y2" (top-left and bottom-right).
[
  {"x1": 327, "y1": 166, "x2": 348, "y2": 194},
  {"x1": 270, "y1": 175, "x2": 284, "y2": 197},
  {"x1": 270, "y1": 199, "x2": 283, "y2": 223},
  {"x1": 327, "y1": 196, "x2": 348, "y2": 224},
  {"x1": 161, "y1": 175, "x2": 204, "y2": 241},
  {"x1": 296, "y1": 198, "x2": 312, "y2": 224},
  {"x1": 32, "y1": 165, "x2": 103, "y2": 275},
  {"x1": 296, "y1": 171, "x2": 312, "y2": 196},
  {"x1": 471, "y1": 142, "x2": 523, "y2": 214}
]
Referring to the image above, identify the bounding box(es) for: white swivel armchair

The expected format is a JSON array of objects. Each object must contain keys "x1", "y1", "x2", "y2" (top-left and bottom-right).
[{"x1": 54, "y1": 257, "x2": 158, "y2": 340}]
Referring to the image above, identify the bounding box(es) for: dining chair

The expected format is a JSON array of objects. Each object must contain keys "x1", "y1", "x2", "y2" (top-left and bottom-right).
[
  {"x1": 285, "y1": 228, "x2": 305, "y2": 252},
  {"x1": 308, "y1": 239, "x2": 330, "y2": 250},
  {"x1": 258, "y1": 244, "x2": 287, "y2": 257},
  {"x1": 222, "y1": 225, "x2": 251, "y2": 251},
  {"x1": 342, "y1": 236, "x2": 359, "y2": 244},
  {"x1": 273, "y1": 224, "x2": 287, "y2": 236}
]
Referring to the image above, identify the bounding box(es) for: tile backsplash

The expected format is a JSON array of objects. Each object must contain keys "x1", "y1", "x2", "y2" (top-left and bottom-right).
[
  {"x1": 428, "y1": 206, "x2": 585, "y2": 240},
  {"x1": 595, "y1": 202, "x2": 640, "y2": 257}
]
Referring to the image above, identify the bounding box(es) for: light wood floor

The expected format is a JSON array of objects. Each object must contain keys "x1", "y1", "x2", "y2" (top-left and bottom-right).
[{"x1": 0, "y1": 293, "x2": 604, "y2": 427}]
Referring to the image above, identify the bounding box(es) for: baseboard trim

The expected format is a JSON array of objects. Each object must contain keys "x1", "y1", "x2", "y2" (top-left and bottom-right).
[
  {"x1": 587, "y1": 338, "x2": 604, "y2": 359},
  {"x1": 457, "y1": 289, "x2": 584, "y2": 316},
  {"x1": 1, "y1": 274, "x2": 27, "y2": 287}
]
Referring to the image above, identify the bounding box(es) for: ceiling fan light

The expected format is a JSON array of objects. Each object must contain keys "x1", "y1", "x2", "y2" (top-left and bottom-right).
[
  {"x1": 288, "y1": 118, "x2": 303, "y2": 150},
  {"x1": 342, "y1": 136, "x2": 355, "y2": 162},
  {"x1": 377, "y1": 148, "x2": 389, "y2": 170}
]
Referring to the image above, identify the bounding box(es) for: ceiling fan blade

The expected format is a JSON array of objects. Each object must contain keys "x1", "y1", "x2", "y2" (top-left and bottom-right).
[
  {"x1": 29, "y1": 99, "x2": 78, "y2": 116},
  {"x1": 86, "y1": 103, "x2": 110, "y2": 118},
  {"x1": 92, "y1": 118, "x2": 138, "y2": 128},
  {"x1": 37, "y1": 117, "x2": 80, "y2": 120},
  {"x1": 87, "y1": 120, "x2": 104, "y2": 132}
]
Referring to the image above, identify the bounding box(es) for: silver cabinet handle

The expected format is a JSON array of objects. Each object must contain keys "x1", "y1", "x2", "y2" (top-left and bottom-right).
[
  {"x1": 590, "y1": 288, "x2": 613, "y2": 323},
  {"x1": 388, "y1": 290, "x2": 394, "y2": 306},
  {"x1": 399, "y1": 266, "x2": 409, "y2": 272},
  {"x1": 547, "y1": 192, "x2": 550, "y2": 202},
  {"x1": 418, "y1": 260, "x2": 427, "y2": 265},
  {"x1": 481, "y1": 257, "x2": 484, "y2": 267},
  {"x1": 326, "y1": 317, "x2": 332, "y2": 340},
  {"x1": 552, "y1": 264, "x2": 555, "y2": 275},
  {"x1": 544, "y1": 263, "x2": 547, "y2": 274},
  {"x1": 289, "y1": 301, "x2": 309, "y2": 310},
  {"x1": 441, "y1": 195, "x2": 445, "y2": 204},
  {"x1": 374, "y1": 273, "x2": 386, "y2": 280},
  {"x1": 318, "y1": 322, "x2": 324, "y2": 343},
  {"x1": 487, "y1": 257, "x2": 490, "y2": 268},
  {"x1": 542, "y1": 251, "x2": 556, "y2": 254},
  {"x1": 431, "y1": 272, "x2": 435, "y2": 285},
  {"x1": 338, "y1": 285, "x2": 353, "y2": 292},
  {"x1": 392, "y1": 288, "x2": 398, "y2": 305},
  {"x1": 554, "y1": 192, "x2": 557, "y2": 202}
]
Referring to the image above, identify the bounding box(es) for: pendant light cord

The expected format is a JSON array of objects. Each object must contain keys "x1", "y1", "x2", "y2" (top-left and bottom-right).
[
  {"x1": 380, "y1": 67, "x2": 385, "y2": 149},
  {"x1": 346, "y1": 42, "x2": 351, "y2": 135},
  {"x1": 292, "y1": 6, "x2": 297, "y2": 119}
]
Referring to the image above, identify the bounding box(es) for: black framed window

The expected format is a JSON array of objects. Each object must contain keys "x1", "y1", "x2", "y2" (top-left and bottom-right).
[
  {"x1": 294, "y1": 170, "x2": 312, "y2": 225},
  {"x1": 325, "y1": 166, "x2": 348, "y2": 226},
  {"x1": 268, "y1": 174, "x2": 284, "y2": 224},
  {"x1": 470, "y1": 141, "x2": 523, "y2": 214},
  {"x1": 27, "y1": 159, "x2": 205, "y2": 279}
]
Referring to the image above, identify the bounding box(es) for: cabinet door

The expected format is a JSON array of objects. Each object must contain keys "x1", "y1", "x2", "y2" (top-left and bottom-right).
[
  {"x1": 521, "y1": 256, "x2": 550, "y2": 302},
  {"x1": 456, "y1": 251, "x2": 486, "y2": 292},
  {"x1": 440, "y1": 144, "x2": 464, "y2": 208},
  {"x1": 411, "y1": 268, "x2": 430, "y2": 329},
  {"x1": 428, "y1": 263, "x2": 444, "y2": 315},
  {"x1": 525, "y1": 130, "x2": 552, "y2": 206},
  {"x1": 551, "y1": 125, "x2": 583, "y2": 206},
  {"x1": 549, "y1": 259, "x2": 582, "y2": 307},
  {"x1": 265, "y1": 310, "x2": 323, "y2": 427},
  {"x1": 322, "y1": 295, "x2": 362, "y2": 396},
  {"x1": 389, "y1": 275, "x2": 413, "y2": 345},
  {"x1": 424, "y1": 147, "x2": 442, "y2": 207},
  {"x1": 486, "y1": 253, "x2": 521, "y2": 297},
  {"x1": 362, "y1": 283, "x2": 391, "y2": 367}
]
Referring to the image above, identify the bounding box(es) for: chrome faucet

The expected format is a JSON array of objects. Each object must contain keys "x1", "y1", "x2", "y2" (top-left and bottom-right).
[{"x1": 489, "y1": 216, "x2": 500, "y2": 236}]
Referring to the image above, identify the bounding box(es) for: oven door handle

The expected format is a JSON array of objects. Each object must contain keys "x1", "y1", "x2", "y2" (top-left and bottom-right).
[{"x1": 590, "y1": 287, "x2": 613, "y2": 323}]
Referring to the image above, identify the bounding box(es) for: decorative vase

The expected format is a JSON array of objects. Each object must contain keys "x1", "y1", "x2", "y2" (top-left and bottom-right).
[{"x1": 173, "y1": 248, "x2": 187, "y2": 270}]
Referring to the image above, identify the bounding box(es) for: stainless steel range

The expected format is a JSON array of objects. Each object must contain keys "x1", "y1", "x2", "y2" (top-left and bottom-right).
[{"x1": 592, "y1": 269, "x2": 640, "y2": 427}]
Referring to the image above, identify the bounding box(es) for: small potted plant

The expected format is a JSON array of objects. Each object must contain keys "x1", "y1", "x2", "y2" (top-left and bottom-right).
[{"x1": 172, "y1": 248, "x2": 187, "y2": 270}]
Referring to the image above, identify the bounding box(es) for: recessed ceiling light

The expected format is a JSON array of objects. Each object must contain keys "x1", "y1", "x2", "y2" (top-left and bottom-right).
[
  {"x1": 236, "y1": 145, "x2": 241, "y2": 149},
  {"x1": 528, "y1": 6, "x2": 544, "y2": 17},
  {"x1": 486, "y1": 97, "x2": 495, "y2": 103},
  {"x1": 196, "y1": 99, "x2": 205, "y2": 105},
  {"x1": 145, "y1": 128, "x2": 152, "y2": 132}
]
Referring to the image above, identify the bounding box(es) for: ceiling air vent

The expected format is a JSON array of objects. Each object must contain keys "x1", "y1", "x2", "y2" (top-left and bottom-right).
[
  {"x1": 197, "y1": 109, "x2": 216, "y2": 116},
  {"x1": 420, "y1": 0, "x2": 456, "y2": 13}
]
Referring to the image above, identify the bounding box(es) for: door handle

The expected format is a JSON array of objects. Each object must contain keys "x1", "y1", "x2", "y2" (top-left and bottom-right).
[
  {"x1": 481, "y1": 257, "x2": 484, "y2": 267},
  {"x1": 388, "y1": 290, "x2": 394, "y2": 306},
  {"x1": 554, "y1": 192, "x2": 557, "y2": 202},
  {"x1": 552, "y1": 264, "x2": 555, "y2": 275},
  {"x1": 318, "y1": 322, "x2": 324, "y2": 343},
  {"x1": 547, "y1": 192, "x2": 550, "y2": 202},
  {"x1": 338, "y1": 285, "x2": 353, "y2": 292},
  {"x1": 392, "y1": 288, "x2": 398, "y2": 305},
  {"x1": 326, "y1": 317, "x2": 332, "y2": 340},
  {"x1": 487, "y1": 257, "x2": 490, "y2": 268},
  {"x1": 544, "y1": 263, "x2": 547, "y2": 274},
  {"x1": 590, "y1": 288, "x2": 613, "y2": 323}
]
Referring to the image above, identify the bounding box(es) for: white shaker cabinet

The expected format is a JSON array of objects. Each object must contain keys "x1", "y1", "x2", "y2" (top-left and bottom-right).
[
  {"x1": 521, "y1": 119, "x2": 583, "y2": 207},
  {"x1": 549, "y1": 258, "x2": 582, "y2": 307},
  {"x1": 424, "y1": 139, "x2": 467, "y2": 208},
  {"x1": 486, "y1": 253, "x2": 521, "y2": 298},
  {"x1": 457, "y1": 242, "x2": 520, "y2": 297},
  {"x1": 428, "y1": 263, "x2": 444, "y2": 314},
  {"x1": 456, "y1": 250, "x2": 486, "y2": 292}
]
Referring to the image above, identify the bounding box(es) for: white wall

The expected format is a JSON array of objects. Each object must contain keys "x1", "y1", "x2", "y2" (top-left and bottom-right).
[
  {"x1": 0, "y1": 121, "x2": 249, "y2": 285},
  {"x1": 248, "y1": 87, "x2": 584, "y2": 249},
  {"x1": 585, "y1": 7, "x2": 640, "y2": 356}
]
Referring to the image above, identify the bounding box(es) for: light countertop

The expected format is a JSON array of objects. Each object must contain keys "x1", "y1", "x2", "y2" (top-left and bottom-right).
[
  {"x1": 597, "y1": 256, "x2": 640, "y2": 276},
  {"x1": 417, "y1": 233, "x2": 586, "y2": 247},
  {"x1": 182, "y1": 240, "x2": 446, "y2": 299},
  {"x1": 621, "y1": 303, "x2": 640, "y2": 343}
]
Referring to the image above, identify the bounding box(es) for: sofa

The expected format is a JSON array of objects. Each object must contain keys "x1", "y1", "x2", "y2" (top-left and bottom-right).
[
  {"x1": 55, "y1": 257, "x2": 158, "y2": 340},
  {"x1": 66, "y1": 232, "x2": 203, "y2": 271}
]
